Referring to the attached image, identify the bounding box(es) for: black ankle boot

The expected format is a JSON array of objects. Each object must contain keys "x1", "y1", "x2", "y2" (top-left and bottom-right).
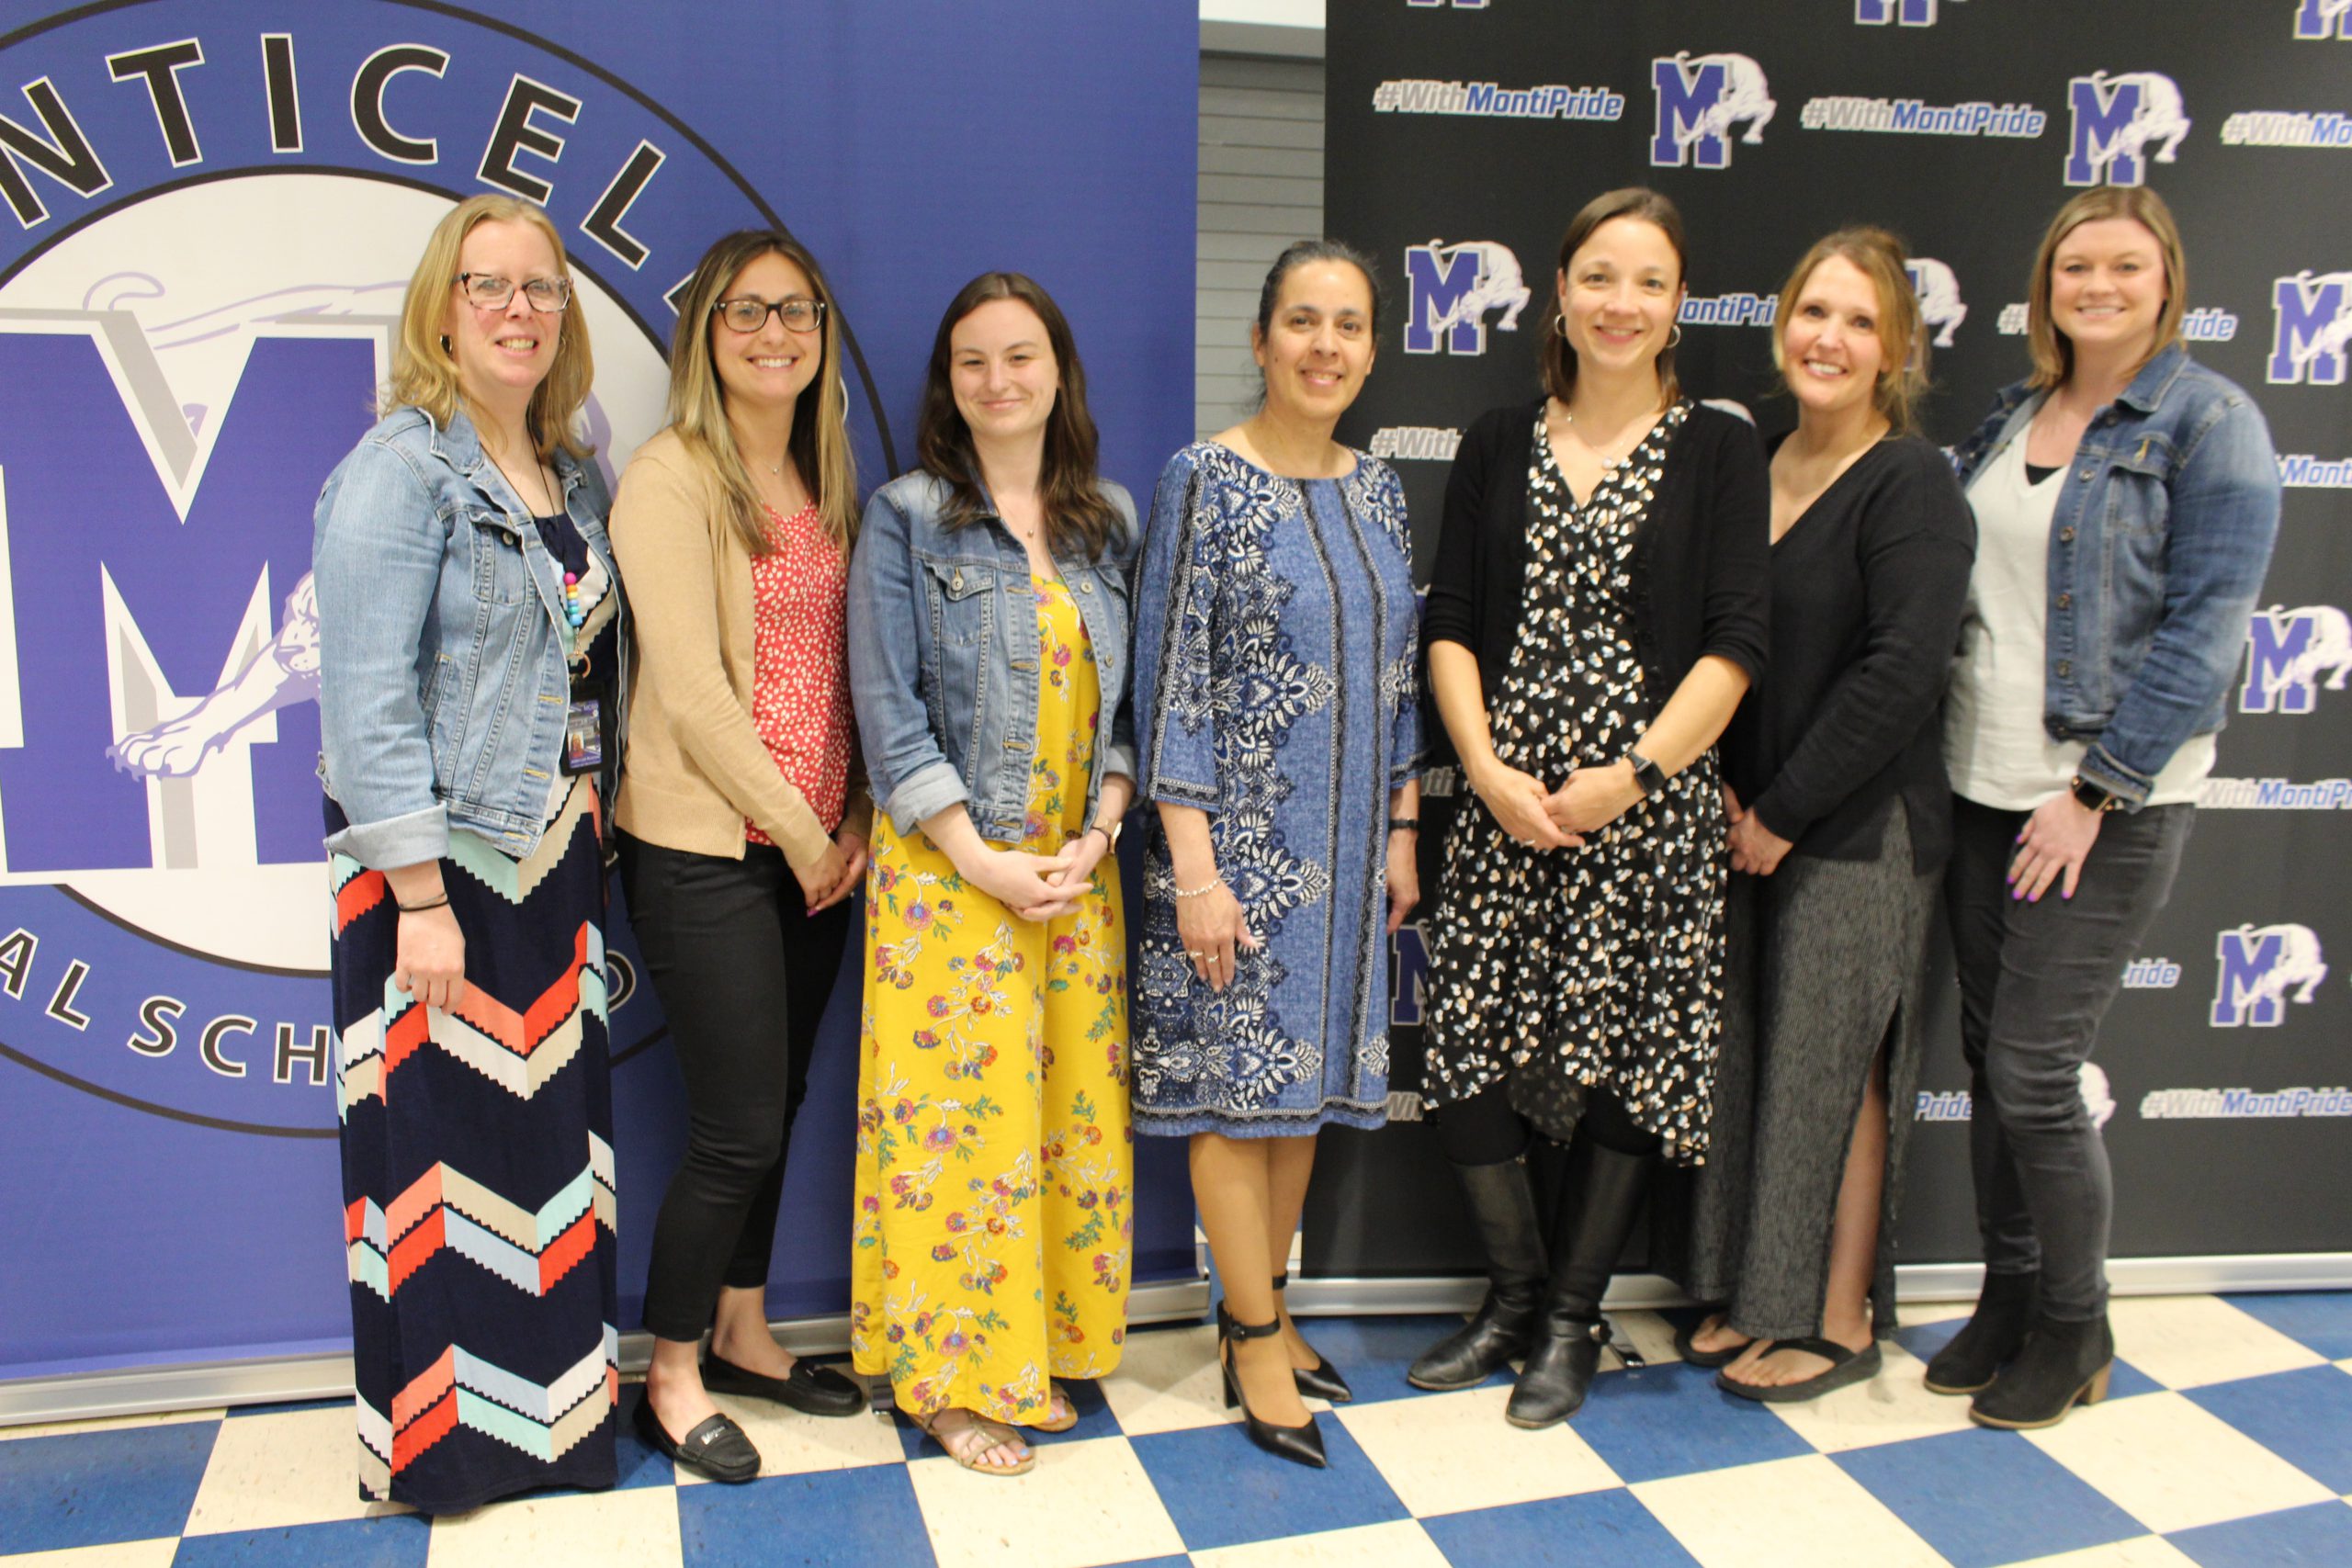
[
  {"x1": 1969, "y1": 1313, "x2": 2113, "y2": 1430},
  {"x1": 1408, "y1": 1157, "x2": 1547, "y2": 1392},
  {"x1": 1505, "y1": 1138, "x2": 1650, "y2": 1429},
  {"x1": 1923, "y1": 1270, "x2": 2041, "y2": 1395}
]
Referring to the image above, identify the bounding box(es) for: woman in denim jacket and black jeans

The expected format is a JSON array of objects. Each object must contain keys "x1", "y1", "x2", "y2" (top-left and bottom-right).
[{"x1": 1935, "y1": 187, "x2": 2280, "y2": 1430}]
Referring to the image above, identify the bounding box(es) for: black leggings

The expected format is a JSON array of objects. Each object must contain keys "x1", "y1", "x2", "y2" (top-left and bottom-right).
[
  {"x1": 619, "y1": 832, "x2": 852, "y2": 1343},
  {"x1": 1437, "y1": 1079, "x2": 1660, "y2": 1165}
]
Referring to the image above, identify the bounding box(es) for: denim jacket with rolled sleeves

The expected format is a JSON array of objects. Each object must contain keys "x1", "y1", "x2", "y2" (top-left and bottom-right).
[
  {"x1": 314, "y1": 404, "x2": 628, "y2": 866},
  {"x1": 847, "y1": 471, "x2": 1138, "y2": 844},
  {"x1": 1951, "y1": 343, "x2": 2281, "y2": 808}
]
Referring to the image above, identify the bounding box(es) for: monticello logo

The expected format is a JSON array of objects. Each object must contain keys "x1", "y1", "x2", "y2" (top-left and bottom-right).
[
  {"x1": 2242, "y1": 605, "x2": 2352, "y2": 713},
  {"x1": 1857, "y1": 0, "x2": 1967, "y2": 22},
  {"x1": 2268, "y1": 270, "x2": 2352, "y2": 384},
  {"x1": 1404, "y1": 239, "x2": 1531, "y2": 355},
  {"x1": 1650, "y1": 51, "x2": 1776, "y2": 169},
  {"x1": 2295, "y1": 0, "x2": 2352, "y2": 40},
  {"x1": 2278, "y1": 454, "x2": 2352, "y2": 487},
  {"x1": 1372, "y1": 80, "x2": 1623, "y2": 122},
  {"x1": 2211, "y1": 923, "x2": 2330, "y2": 1027},
  {"x1": 2221, "y1": 110, "x2": 2352, "y2": 149},
  {"x1": 1799, "y1": 96, "x2": 2043, "y2": 139},
  {"x1": 2064, "y1": 70, "x2": 2190, "y2": 186}
]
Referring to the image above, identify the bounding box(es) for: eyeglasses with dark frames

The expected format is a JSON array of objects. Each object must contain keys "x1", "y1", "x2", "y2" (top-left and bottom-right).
[
  {"x1": 456, "y1": 273, "x2": 572, "y2": 311},
  {"x1": 714, "y1": 296, "x2": 826, "y2": 333}
]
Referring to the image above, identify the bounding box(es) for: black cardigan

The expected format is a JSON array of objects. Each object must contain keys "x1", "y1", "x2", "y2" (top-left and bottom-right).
[{"x1": 1421, "y1": 399, "x2": 1770, "y2": 764}]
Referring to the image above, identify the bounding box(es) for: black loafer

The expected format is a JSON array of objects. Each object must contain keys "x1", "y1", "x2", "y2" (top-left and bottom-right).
[
  {"x1": 632, "y1": 1393, "x2": 760, "y2": 1483},
  {"x1": 701, "y1": 1351, "x2": 868, "y2": 1417}
]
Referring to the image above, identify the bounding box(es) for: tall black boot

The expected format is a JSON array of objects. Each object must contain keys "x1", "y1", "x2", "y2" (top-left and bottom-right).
[
  {"x1": 1506, "y1": 1137, "x2": 1650, "y2": 1429},
  {"x1": 1922, "y1": 1270, "x2": 2041, "y2": 1395},
  {"x1": 1408, "y1": 1156, "x2": 1547, "y2": 1391}
]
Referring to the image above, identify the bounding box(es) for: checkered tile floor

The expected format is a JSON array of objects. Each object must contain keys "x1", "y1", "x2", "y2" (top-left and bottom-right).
[{"x1": 6, "y1": 1292, "x2": 2350, "y2": 1566}]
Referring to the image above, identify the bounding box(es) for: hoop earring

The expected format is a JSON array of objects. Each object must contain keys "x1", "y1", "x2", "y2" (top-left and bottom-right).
[
  {"x1": 438, "y1": 334, "x2": 453, "y2": 355},
  {"x1": 1555, "y1": 310, "x2": 1569, "y2": 334},
  {"x1": 1667, "y1": 324, "x2": 1683, "y2": 349}
]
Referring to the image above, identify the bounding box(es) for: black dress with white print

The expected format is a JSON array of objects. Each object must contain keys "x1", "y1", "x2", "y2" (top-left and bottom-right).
[{"x1": 1420, "y1": 402, "x2": 1728, "y2": 1163}]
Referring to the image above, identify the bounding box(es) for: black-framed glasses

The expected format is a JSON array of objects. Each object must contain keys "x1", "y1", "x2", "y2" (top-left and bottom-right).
[
  {"x1": 456, "y1": 273, "x2": 572, "y2": 311},
  {"x1": 715, "y1": 296, "x2": 826, "y2": 333}
]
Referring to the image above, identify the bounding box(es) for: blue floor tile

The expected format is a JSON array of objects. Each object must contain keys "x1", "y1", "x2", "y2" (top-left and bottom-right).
[
  {"x1": 2186, "y1": 1365, "x2": 2352, "y2": 1493},
  {"x1": 1130, "y1": 1416, "x2": 1408, "y2": 1551},
  {"x1": 0, "y1": 1419, "x2": 218, "y2": 1553},
  {"x1": 678, "y1": 1461, "x2": 934, "y2": 1568},
  {"x1": 2220, "y1": 1292, "x2": 2352, "y2": 1361},
  {"x1": 1274, "y1": 1312, "x2": 1514, "y2": 1403},
  {"x1": 2168, "y1": 1500, "x2": 2352, "y2": 1567},
  {"x1": 1563, "y1": 1361, "x2": 1814, "y2": 1485},
  {"x1": 612, "y1": 1404, "x2": 677, "y2": 1491},
  {"x1": 1420, "y1": 1488, "x2": 1702, "y2": 1567},
  {"x1": 172, "y1": 1514, "x2": 432, "y2": 1567},
  {"x1": 1834, "y1": 1427, "x2": 2142, "y2": 1568}
]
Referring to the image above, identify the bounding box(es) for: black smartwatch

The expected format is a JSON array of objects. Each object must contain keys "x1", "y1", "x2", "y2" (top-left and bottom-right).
[
  {"x1": 2069, "y1": 774, "x2": 2125, "y2": 814},
  {"x1": 1626, "y1": 750, "x2": 1667, "y2": 798}
]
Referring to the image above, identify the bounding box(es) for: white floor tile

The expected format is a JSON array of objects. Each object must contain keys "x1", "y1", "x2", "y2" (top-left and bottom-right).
[
  {"x1": 2025, "y1": 1389, "x2": 2335, "y2": 1534},
  {"x1": 1096, "y1": 1323, "x2": 1231, "y2": 1436},
  {"x1": 1611, "y1": 1309, "x2": 1683, "y2": 1368},
  {"x1": 181, "y1": 1405, "x2": 413, "y2": 1534},
  {"x1": 1337, "y1": 1383, "x2": 1620, "y2": 1516},
  {"x1": 1761, "y1": 1340, "x2": 1978, "y2": 1452},
  {"x1": 424, "y1": 1484, "x2": 683, "y2": 1568},
  {"x1": 906, "y1": 1434, "x2": 1183, "y2": 1568},
  {"x1": 0, "y1": 1543, "x2": 178, "y2": 1567},
  {"x1": 1191, "y1": 1518, "x2": 1451, "y2": 1567},
  {"x1": 0, "y1": 1408, "x2": 224, "y2": 1443},
  {"x1": 666, "y1": 1397, "x2": 906, "y2": 1485},
  {"x1": 1633, "y1": 1453, "x2": 1947, "y2": 1568},
  {"x1": 2107, "y1": 1295, "x2": 2327, "y2": 1389},
  {"x1": 2006, "y1": 1538, "x2": 2200, "y2": 1567},
  {"x1": 1896, "y1": 1300, "x2": 1973, "y2": 1327}
]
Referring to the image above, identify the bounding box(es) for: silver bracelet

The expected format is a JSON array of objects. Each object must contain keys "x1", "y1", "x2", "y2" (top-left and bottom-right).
[{"x1": 1172, "y1": 874, "x2": 1224, "y2": 898}]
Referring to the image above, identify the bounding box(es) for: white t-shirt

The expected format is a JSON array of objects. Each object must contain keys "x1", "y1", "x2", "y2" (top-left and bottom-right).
[{"x1": 1944, "y1": 430, "x2": 2211, "y2": 810}]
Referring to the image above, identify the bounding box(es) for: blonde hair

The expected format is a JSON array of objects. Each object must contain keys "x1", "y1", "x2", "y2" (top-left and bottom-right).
[
  {"x1": 1772, "y1": 227, "x2": 1928, "y2": 435},
  {"x1": 2025, "y1": 186, "x2": 2188, "y2": 390},
  {"x1": 381, "y1": 194, "x2": 594, "y2": 461},
  {"x1": 1537, "y1": 186, "x2": 1687, "y2": 407},
  {"x1": 662, "y1": 230, "x2": 858, "y2": 555}
]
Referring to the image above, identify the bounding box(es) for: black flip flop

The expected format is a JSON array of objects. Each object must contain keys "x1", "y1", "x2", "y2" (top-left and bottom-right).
[
  {"x1": 1674, "y1": 1314, "x2": 1754, "y2": 1369},
  {"x1": 1716, "y1": 1337, "x2": 1883, "y2": 1404}
]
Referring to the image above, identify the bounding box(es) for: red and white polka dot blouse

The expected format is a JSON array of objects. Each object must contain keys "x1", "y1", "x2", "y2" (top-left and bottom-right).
[{"x1": 744, "y1": 502, "x2": 853, "y2": 845}]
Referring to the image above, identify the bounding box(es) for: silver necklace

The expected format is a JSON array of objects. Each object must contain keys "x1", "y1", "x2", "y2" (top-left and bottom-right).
[{"x1": 1560, "y1": 407, "x2": 1647, "y2": 468}]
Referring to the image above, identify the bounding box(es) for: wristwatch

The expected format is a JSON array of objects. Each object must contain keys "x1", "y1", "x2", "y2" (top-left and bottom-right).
[
  {"x1": 1626, "y1": 750, "x2": 1667, "y2": 798},
  {"x1": 2069, "y1": 774, "x2": 2125, "y2": 813}
]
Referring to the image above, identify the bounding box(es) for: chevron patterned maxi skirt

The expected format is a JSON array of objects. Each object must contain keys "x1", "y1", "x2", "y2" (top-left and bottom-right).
[{"x1": 326, "y1": 779, "x2": 618, "y2": 1513}]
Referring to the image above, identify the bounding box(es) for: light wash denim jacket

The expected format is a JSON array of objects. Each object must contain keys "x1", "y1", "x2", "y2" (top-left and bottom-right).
[
  {"x1": 847, "y1": 471, "x2": 1138, "y2": 843},
  {"x1": 1951, "y1": 343, "x2": 2281, "y2": 807},
  {"x1": 314, "y1": 404, "x2": 626, "y2": 866}
]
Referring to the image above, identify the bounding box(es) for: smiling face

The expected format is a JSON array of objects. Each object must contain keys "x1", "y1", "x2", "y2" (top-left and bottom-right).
[
  {"x1": 1780, "y1": 254, "x2": 1888, "y2": 422},
  {"x1": 709, "y1": 250, "x2": 823, "y2": 418},
  {"x1": 1556, "y1": 216, "x2": 1683, "y2": 386},
  {"x1": 1252, "y1": 259, "x2": 1375, "y2": 428},
  {"x1": 2048, "y1": 217, "x2": 2168, "y2": 367},
  {"x1": 440, "y1": 218, "x2": 563, "y2": 409},
  {"x1": 949, "y1": 297, "x2": 1058, "y2": 448}
]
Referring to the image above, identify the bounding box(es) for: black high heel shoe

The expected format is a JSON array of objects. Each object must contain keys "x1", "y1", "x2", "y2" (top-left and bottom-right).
[
  {"x1": 1272, "y1": 1273, "x2": 1352, "y2": 1404},
  {"x1": 1218, "y1": 1301, "x2": 1327, "y2": 1469}
]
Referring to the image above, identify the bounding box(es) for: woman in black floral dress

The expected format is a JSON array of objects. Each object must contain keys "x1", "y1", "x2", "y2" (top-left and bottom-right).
[{"x1": 1408, "y1": 188, "x2": 1769, "y2": 1428}]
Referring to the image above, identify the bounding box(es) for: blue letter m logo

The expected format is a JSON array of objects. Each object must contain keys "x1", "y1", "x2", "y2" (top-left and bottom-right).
[
  {"x1": 1857, "y1": 0, "x2": 1939, "y2": 23},
  {"x1": 1651, "y1": 57, "x2": 1730, "y2": 169},
  {"x1": 0, "y1": 315, "x2": 377, "y2": 873},
  {"x1": 2268, "y1": 272, "x2": 2352, "y2": 385},
  {"x1": 1405, "y1": 244, "x2": 1486, "y2": 355},
  {"x1": 2066, "y1": 75, "x2": 2145, "y2": 186},
  {"x1": 2297, "y1": 0, "x2": 2352, "y2": 41}
]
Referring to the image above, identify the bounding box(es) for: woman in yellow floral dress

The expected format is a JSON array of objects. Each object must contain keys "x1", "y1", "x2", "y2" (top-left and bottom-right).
[{"x1": 845, "y1": 273, "x2": 1137, "y2": 1474}]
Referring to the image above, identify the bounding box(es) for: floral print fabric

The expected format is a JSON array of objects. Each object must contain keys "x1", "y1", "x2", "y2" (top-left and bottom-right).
[{"x1": 849, "y1": 577, "x2": 1131, "y2": 1423}]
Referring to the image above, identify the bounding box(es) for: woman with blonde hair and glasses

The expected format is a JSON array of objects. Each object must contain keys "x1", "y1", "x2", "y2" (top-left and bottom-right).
[
  {"x1": 316, "y1": 193, "x2": 624, "y2": 1509},
  {"x1": 1931, "y1": 186, "x2": 2278, "y2": 1429},
  {"x1": 608, "y1": 230, "x2": 871, "y2": 1483},
  {"x1": 1656, "y1": 227, "x2": 1973, "y2": 1404}
]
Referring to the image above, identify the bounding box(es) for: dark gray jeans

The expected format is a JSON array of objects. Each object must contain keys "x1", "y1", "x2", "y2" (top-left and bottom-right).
[{"x1": 1945, "y1": 796, "x2": 2192, "y2": 1320}]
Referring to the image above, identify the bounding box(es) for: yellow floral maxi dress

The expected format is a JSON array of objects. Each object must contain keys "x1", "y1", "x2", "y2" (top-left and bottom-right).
[{"x1": 850, "y1": 577, "x2": 1131, "y2": 1424}]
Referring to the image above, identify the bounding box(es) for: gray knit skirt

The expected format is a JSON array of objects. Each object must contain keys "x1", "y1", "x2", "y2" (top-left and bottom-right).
[{"x1": 1649, "y1": 801, "x2": 1937, "y2": 1342}]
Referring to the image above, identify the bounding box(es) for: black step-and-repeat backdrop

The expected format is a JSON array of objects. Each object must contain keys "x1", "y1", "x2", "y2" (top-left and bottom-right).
[{"x1": 1307, "y1": 0, "x2": 2352, "y2": 1285}]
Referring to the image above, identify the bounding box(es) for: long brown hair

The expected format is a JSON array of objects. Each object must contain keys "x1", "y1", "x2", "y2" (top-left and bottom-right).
[
  {"x1": 663, "y1": 229, "x2": 858, "y2": 554},
  {"x1": 2024, "y1": 186, "x2": 2188, "y2": 390},
  {"x1": 916, "y1": 272, "x2": 1120, "y2": 561},
  {"x1": 1537, "y1": 186, "x2": 1688, "y2": 406},
  {"x1": 382, "y1": 194, "x2": 594, "y2": 461},
  {"x1": 1772, "y1": 227, "x2": 1928, "y2": 434}
]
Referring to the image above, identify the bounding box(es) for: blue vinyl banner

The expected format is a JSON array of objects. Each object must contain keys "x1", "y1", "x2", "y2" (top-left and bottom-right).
[{"x1": 0, "y1": 0, "x2": 1197, "y2": 1379}]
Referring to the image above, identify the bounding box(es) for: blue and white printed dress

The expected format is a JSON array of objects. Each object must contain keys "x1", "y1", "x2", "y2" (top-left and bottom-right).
[{"x1": 1129, "y1": 442, "x2": 1421, "y2": 1138}]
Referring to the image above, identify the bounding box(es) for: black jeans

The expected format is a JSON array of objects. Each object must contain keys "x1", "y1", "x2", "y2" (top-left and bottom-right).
[
  {"x1": 1945, "y1": 796, "x2": 2191, "y2": 1320},
  {"x1": 619, "y1": 832, "x2": 853, "y2": 1343}
]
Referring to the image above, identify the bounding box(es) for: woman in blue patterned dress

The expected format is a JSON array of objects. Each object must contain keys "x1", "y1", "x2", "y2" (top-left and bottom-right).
[{"x1": 1131, "y1": 241, "x2": 1422, "y2": 1468}]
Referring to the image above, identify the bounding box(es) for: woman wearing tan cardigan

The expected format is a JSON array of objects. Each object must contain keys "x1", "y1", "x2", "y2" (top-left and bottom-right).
[{"x1": 607, "y1": 231, "x2": 870, "y2": 1483}]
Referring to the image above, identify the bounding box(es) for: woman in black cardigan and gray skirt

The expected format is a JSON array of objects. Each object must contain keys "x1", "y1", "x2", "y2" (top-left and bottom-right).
[
  {"x1": 1652, "y1": 228, "x2": 1973, "y2": 1404},
  {"x1": 1408, "y1": 187, "x2": 1768, "y2": 1428}
]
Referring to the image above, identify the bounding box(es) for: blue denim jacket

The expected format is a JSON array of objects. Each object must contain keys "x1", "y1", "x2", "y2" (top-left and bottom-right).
[
  {"x1": 1951, "y1": 344, "x2": 2281, "y2": 807},
  {"x1": 847, "y1": 471, "x2": 1138, "y2": 843},
  {"x1": 314, "y1": 404, "x2": 626, "y2": 866}
]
